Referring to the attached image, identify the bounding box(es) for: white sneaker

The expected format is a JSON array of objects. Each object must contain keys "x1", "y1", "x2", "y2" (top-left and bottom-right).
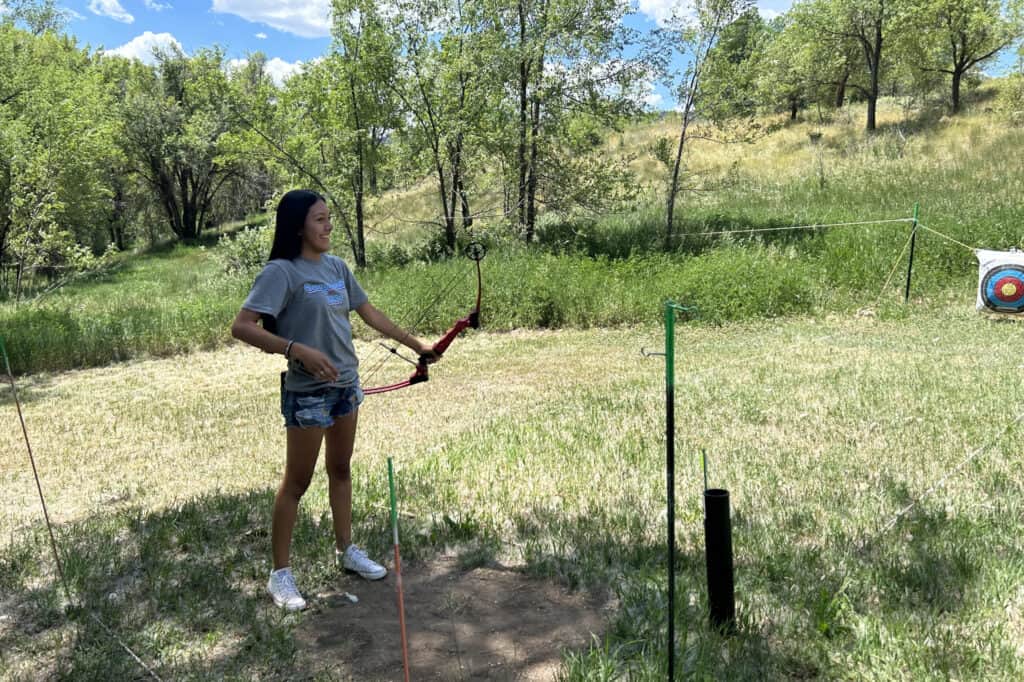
[
  {"x1": 339, "y1": 544, "x2": 387, "y2": 580},
  {"x1": 267, "y1": 567, "x2": 307, "y2": 611}
]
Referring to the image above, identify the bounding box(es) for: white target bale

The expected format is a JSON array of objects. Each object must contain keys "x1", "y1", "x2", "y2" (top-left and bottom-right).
[{"x1": 976, "y1": 249, "x2": 1024, "y2": 315}]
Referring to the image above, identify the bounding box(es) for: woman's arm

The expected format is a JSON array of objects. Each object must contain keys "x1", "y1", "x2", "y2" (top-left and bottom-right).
[
  {"x1": 231, "y1": 309, "x2": 290, "y2": 355},
  {"x1": 230, "y1": 309, "x2": 341, "y2": 380},
  {"x1": 354, "y1": 302, "x2": 437, "y2": 359}
]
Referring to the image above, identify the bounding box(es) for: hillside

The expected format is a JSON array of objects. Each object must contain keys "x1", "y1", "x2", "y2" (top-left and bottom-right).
[{"x1": 2, "y1": 91, "x2": 1023, "y2": 375}]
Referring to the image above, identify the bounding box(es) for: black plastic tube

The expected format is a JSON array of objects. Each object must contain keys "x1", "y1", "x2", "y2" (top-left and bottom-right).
[{"x1": 704, "y1": 488, "x2": 735, "y2": 631}]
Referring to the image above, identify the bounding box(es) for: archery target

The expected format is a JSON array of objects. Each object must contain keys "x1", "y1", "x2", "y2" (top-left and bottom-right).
[{"x1": 977, "y1": 249, "x2": 1024, "y2": 314}]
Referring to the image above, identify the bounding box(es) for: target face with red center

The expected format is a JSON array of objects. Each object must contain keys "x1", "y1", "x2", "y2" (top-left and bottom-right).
[{"x1": 980, "y1": 265, "x2": 1024, "y2": 313}]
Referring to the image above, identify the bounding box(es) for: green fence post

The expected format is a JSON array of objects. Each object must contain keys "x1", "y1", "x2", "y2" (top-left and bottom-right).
[{"x1": 904, "y1": 203, "x2": 920, "y2": 304}]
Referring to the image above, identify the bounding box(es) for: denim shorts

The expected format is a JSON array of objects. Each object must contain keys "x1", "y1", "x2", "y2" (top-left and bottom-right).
[{"x1": 281, "y1": 384, "x2": 364, "y2": 429}]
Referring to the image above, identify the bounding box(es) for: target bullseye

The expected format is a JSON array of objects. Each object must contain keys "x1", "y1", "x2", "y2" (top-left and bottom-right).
[{"x1": 980, "y1": 265, "x2": 1024, "y2": 313}]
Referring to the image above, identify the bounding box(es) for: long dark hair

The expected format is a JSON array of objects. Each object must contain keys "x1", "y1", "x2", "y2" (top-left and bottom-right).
[
  {"x1": 262, "y1": 189, "x2": 325, "y2": 333},
  {"x1": 268, "y1": 189, "x2": 325, "y2": 261}
]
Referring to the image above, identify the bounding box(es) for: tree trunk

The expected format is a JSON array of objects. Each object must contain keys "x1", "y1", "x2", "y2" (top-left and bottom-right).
[
  {"x1": 951, "y1": 68, "x2": 962, "y2": 114},
  {"x1": 435, "y1": 159, "x2": 456, "y2": 254},
  {"x1": 834, "y1": 68, "x2": 849, "y2": 108},
  {"x1": 451, "y1": 134, "x2": 472, "y2": 231},
  {"x1": 353, "y1": 142, "x2": 367, "y2": 268},
  {"x1": 109, "y1": 185, "x2": 126, "y2": 250},
  {"x1": 348, "y1": 68, "x2": 367, "y2": 267},
  {"x1": 525, "y1": 53, "x2": 544, "y2": 243},
  {"x1": 865, "y1": 21, "x2": 882, "y2": 132},
  {"x1": 517, "y1": 2, "x2": 529, "y2": 236}
]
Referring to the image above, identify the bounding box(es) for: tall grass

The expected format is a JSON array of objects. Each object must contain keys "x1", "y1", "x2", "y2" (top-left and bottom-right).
[
  {"x1": 2, "y1": 96, "x2": 1022, "y2": 375},
  {"x1": 0, "y1": 245, "x2": 245, "y2": 374}
]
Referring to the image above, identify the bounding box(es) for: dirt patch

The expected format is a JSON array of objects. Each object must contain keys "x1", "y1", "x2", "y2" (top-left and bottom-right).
[{"x1": 296, "y1": 555, "x2": 612, "y2": 681}]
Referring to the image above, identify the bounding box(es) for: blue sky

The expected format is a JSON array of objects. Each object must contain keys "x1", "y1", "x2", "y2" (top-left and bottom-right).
[{"x1": 52, "y1": 0, "x2": 798, "y2": 107}]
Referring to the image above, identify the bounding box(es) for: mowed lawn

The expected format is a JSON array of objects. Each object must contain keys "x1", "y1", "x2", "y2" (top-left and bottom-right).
[{"x1": 2, "y1": 304, "x2": 1023, "y2": 679}]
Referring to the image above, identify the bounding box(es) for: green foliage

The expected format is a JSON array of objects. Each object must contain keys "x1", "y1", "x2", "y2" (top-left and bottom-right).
[
  {"x1": 700, "y1": 7, "x2": 770, "y2": 121},
  {"x1": 214, "y1": 223, "x2": 273, "y2": 276},
  {"x1": 901, "y1": 0, "x2": 1024, "y2": 113},
  {"x1": 0, "y1": 245, "x2": 242, "y2": 373},
  {"x1": 0, "y1": 22, "x2": 119, "y2": 287},
  {"x1": 996, "y1": 73, "x2": 1024, "y2": 125},
  {"x1": 115, "y1": 46, "x2": 239, "y2": 241}
]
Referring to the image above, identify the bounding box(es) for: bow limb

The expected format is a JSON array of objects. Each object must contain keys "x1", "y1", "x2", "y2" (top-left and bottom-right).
[
  {"x1": 430, "y1": 254, "x2": 483, "y2": 358},
  {"x1": 363, "y1": 363, "x2": 429, "y2": 395}
]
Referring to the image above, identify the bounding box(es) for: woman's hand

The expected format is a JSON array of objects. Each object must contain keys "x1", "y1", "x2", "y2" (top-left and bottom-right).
[
  {"x1": 292, "y1": 343, "x2": 339, "y2": 382},
  {"x1": 413, "y1": 339, "x2": 441, "y2": 364}
]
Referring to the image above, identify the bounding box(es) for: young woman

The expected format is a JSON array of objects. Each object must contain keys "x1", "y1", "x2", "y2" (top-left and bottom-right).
[{"x1": 231, "y1": 189, "x2": 437, "y2": 611}]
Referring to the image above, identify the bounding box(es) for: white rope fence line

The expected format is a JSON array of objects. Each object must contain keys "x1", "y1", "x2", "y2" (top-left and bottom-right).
[
  {"x1": 916, "y1": 223, "x2": 979, "y2": 252},
  {"x1": 672, "y1": 217, "x2": 916, "y2": 239}
]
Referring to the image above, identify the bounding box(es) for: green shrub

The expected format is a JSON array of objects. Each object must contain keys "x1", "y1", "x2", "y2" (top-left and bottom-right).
[
  {"x1": 996, "y1": 74, "x2": 1024, "y2": 127},
  {"x1": 214, "y1": 224, "x2": 273, "y2": 275}
]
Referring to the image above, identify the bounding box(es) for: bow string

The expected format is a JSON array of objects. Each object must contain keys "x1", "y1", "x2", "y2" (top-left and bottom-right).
[{"x1": 361, "y1": 241, "x2": 484, "y2": 396}]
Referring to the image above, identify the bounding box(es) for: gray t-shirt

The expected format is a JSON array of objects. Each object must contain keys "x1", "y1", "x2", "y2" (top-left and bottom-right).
[{"x1": 242, "y1": 254, "x2": 368, "y2": 392}]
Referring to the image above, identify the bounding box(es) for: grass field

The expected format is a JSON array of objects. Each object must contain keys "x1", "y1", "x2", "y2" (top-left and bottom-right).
[{"x1": 3, "y1": 298, "x2": 1022, "y2": 679}]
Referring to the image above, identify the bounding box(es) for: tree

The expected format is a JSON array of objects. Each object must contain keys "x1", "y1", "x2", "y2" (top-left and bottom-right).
[
  {"x1": 0, "y1": 23, "x2": 116, "y2": 291},
  {"x1": 117, "y1": 47, "x2": 240, "y2": 241},
  {"x1": 906, "y1": 0, "x2": 1024, "y2": 113},
  {"x1": 700, "y1": 7, "x2": 770, "y2": 120},
  {"x1": 491, "y1": 0, "x2": 641, "y2": 241},
  {"x1": 660, "y1": 0, "x2": 750, "y2": 250},
  {"x1": 390, "y1": 0, "x2": 492, "y2": 253},
  {"x1": 753, "y1": 15, "x2": 816, "y2": 119},
  {"x1": 2, "y1": 0, "x2": 67, "y2": 35},
  {"x1": 329, "y1": 0, "x2": 402, "y2": 264},
  {"x1": 791, "y1": 0, "x2": 908, "y2": 130}
]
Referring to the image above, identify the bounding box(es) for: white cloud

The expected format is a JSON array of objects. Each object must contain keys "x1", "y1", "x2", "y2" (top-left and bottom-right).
[
  {"x1": 644, "y1": 85, "x2": 664, "y2": 109},
  {"x1": 228, "y1": 56, "x2": 304, "y2": 86},
  {"x1": 637, "y1": 1, "x2": 792, "y2": 26},
  {"x1": 211, "y1": 0, "x2": 332, "y2": 39},
  {"x1": 636, "y1": 0, "x2": 694, "y2": 27},
  {"x1": 143, "y1": 0, "x2": 172, "y2": 10},
  {"x1": 88, "y1": 0, "x2": 134, "y2": 24},
  {"x1": 107, "y1": 31, "x2": 183, "y2": 64},
  {"x1": 255, "y1": 32, "x2": 268, "y2": 39}
]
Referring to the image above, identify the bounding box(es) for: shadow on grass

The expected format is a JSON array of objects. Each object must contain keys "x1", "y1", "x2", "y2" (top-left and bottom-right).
[
  {"x1": 0, "y1": 373, "x2": 60, "y2": 407},
  {"x1": 1, "y1": 475, "x2": 1013, "y2": 679},
  {"x1": 0, "y1": 488, "x2": 328, "y2": 680},
  {"x1": 861, "y1": 479, "x2": 985, "y2": 614}
]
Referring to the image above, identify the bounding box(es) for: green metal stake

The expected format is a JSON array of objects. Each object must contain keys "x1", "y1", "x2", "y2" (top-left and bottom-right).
[
  {"x1": 643, "y1": 301, "x2": 696, "y2": 680},
  {"x1": 903, "y1": 203, "x2": 920, "y2": 304},
  {"x1": 664, "y1": 302, "x2": 677, "y2": 682}
]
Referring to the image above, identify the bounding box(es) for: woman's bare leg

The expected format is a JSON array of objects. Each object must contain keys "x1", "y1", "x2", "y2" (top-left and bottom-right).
[
  {"x1": 324, "y1": 410, "x2": 358, "y2": 550},
  {"x1": 272, "y1": 426, "x2": 324, "y2": 570}
]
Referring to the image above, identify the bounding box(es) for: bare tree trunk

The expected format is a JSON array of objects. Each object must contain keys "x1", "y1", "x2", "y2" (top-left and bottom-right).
[
  {"x1": 951, "y1": 68, "x2": 962, "y2": 114},
  {"x1": 665, "y1": 16, "x2": 721, "y2": 251},
  {"x1": 834, "y1": 68, "x2": 849, "y2": 108},
  {"x1": 525, "y1": 52, "x2": 544, "y2": 243},
  {"x1": 517, "y1": 1, "x2": 529, "y2": 236}
]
